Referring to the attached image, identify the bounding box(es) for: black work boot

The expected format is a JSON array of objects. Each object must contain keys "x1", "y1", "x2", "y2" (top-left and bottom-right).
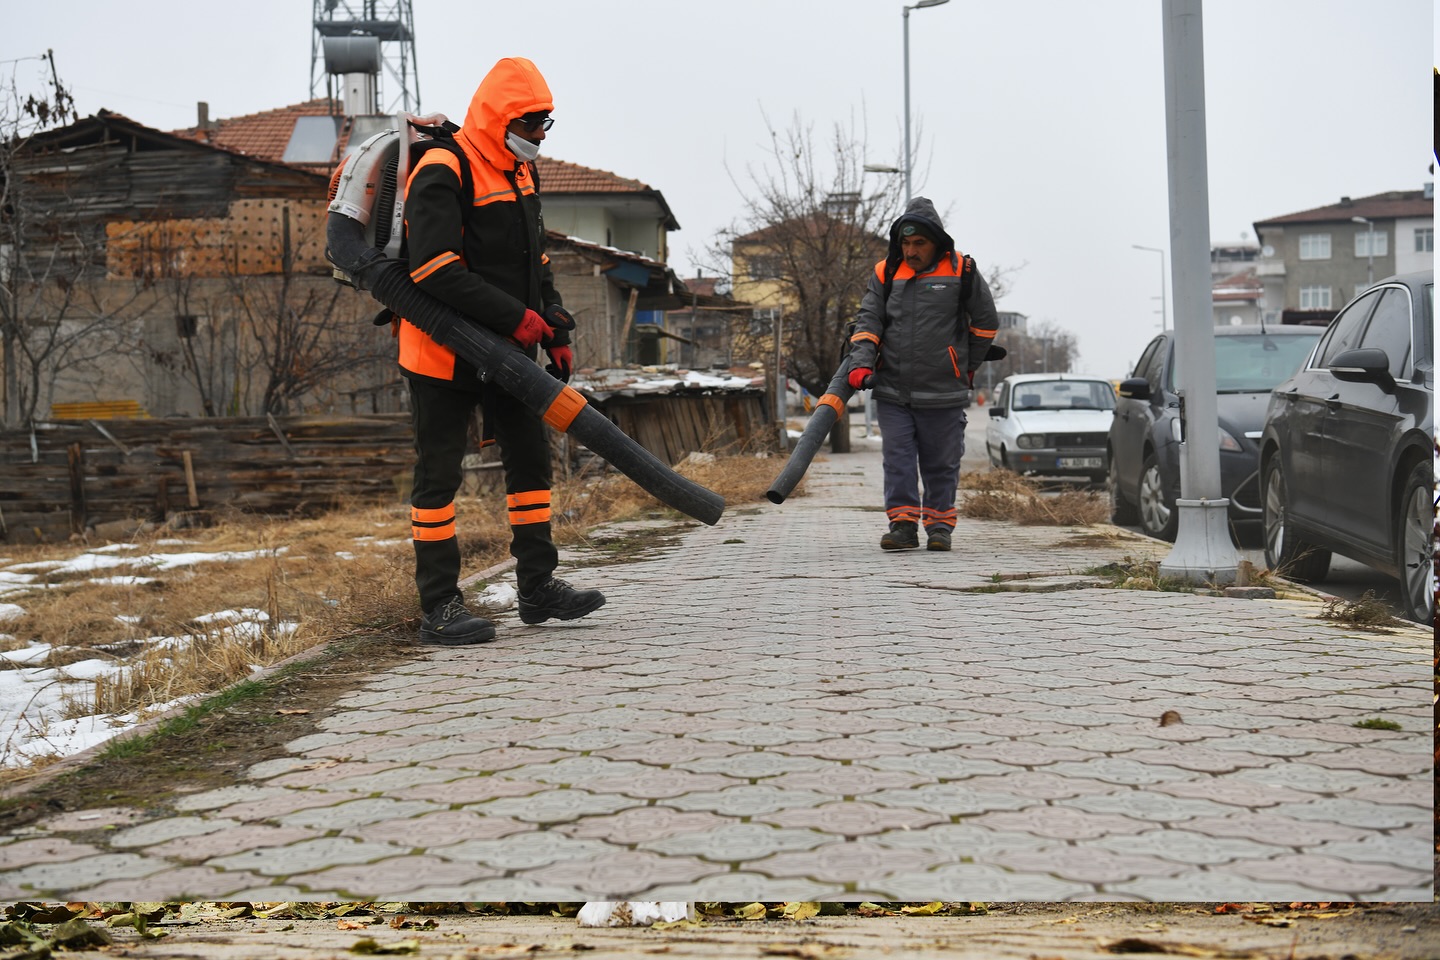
[
  {"x1": 518, "y1": 577, "x2": 606, "y2": 624},
  {"x1": 419, "y1": 595, "x2": 496, "y2": 645},
  {"x1": 880, "y1": 521, "x2": 920, "y2": 550},
  {"x1": 926, "y1": 526, "x2": 953, "y2": 551}
]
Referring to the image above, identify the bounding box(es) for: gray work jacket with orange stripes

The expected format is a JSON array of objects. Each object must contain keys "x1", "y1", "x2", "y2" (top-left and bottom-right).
[{"x1": 848, "y1": 251, "x2": 1000, "y2": 409}]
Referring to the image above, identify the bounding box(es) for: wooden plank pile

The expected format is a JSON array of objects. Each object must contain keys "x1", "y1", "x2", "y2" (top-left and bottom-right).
[
  {"x1": 0, "y1": 391, "x2": 774, "y2": 543},
  {"x1": 0, "y1": 414, "x2": 415, "y2": 542}
]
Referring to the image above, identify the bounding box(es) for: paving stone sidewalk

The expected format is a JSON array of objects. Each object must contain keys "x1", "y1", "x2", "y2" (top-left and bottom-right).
[{"x1": 0, "y1": 445, "x2": 1431, "y2": 902}]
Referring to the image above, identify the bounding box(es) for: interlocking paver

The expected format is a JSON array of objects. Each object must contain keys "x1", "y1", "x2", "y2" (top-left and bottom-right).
[
  {"x1": 465, "y1": 788, "x2": 640, "y2": 822},
  {"x1": 426, "y1": 832, "x2": 618, "y2": 870},
  {"x1": 989, "y1": 844, "x2": 1191, "y2": 883},
  {"x1": 1223, "y1": 853, "x2": 1430, "y2": 893},
  {"x1": 1056, "y1": 789, "x2": 1240, "y2": 823},
  {"x1": 0, "y1": 837, "x2": 100, "y2": 869},
  {"x1": 882, "y1": 862, "x2": 1091, "y2": 900},
  {"x1": 207, "y1": 837, "x2": 404, "y2": 875},
  {"x1": 641, "y1": 822, "x2": 832, "y2": 859},
  {"x1": 1, "y1": 441, "x2": 1429, "y2": 901},
  {"x1": 275, "y1": 797, "x2": 445, "y2": 830},
  {"x1": 63, "y1": 866, "x2": 272, "y2": 901},
  {"x1": 348, "y1": 810, "x2": 534, "y2": 847},
  {"x1": 759, "y1": 800, "x2": 945, "y2": 836},
  {"x1": 1090, "y1": 828, "x2": 1292, "y2": 865},
  {"x1": 148, "y1": 825, "x2": 322, "y2": 861},
  {"x1": 552, "y1": 807, "x2": 733, "y2": 844},
  {"x1": 1267, "y1": 797, "x2": 1430, "y2": 830},
  {"x1": 519, "y1": 850, "x2": 725, "y2": 895},
  {"x1": 752, "y1": 839, "x2": 949, "y2": 884}
]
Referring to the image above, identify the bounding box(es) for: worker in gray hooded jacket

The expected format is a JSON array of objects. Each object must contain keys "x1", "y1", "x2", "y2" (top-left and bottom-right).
[{"x1": 846, "y1": 196, "x2": 1000, "y2": 551}]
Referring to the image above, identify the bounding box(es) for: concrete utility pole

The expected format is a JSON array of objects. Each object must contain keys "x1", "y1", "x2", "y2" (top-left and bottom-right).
[{"x1": 1158, "y1": 0, "x2": 1238, "y2": 586}]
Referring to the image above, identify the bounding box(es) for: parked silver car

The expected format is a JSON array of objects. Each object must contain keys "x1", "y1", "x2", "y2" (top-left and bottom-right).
[
  {"x1": 1258, "y1": 271, "x2": 1434, "y2": 623},
  {"x1": 985, "y1": 374, "x2": 1116, "y2": 482}
]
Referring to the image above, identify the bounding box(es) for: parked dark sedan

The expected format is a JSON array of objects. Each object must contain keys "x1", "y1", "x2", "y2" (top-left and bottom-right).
[
  {"x1": 1258, "y1": 271, "x2": 1434, "y2": 623},
  {"x1": 1108, "y1": 325, "x2": 1323, "y2": 541}
]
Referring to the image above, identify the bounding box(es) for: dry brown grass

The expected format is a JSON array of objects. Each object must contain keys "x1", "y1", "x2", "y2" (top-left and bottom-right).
[
  {"x1": 0, "y1": 450, "x2": 784, "y2": 738},
  {"x1": 959, "y1": 469, "x2": 1110, "y2": 526}
]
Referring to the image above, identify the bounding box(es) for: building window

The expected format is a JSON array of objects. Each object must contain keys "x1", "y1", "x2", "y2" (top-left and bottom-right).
[
  {"x1": 1353, "y1": 230, "x2": 1388, "y2": 257},
  {"x1": 1416, "y1": 227, "x2": 1434, "y2": 253},
  {"x1": 1299, "y1": 285, "x2": 1332, "y2": 310},
  {"x1": 747, "y1": 255, "x2": 782, "y2": 281},
  {"x1": 1298, "y1": 234, "x2": 1331, "y2": 260}
]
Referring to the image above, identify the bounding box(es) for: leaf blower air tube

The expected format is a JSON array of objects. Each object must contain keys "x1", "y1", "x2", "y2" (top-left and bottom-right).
[
  {"x1": 765, "y1": 359, "x2": 855, "y2": 505},
  {"x1": 325, "y1": 213, "x2": 725, "y2": 526},
  {"x1": 765, "y1": 344, "x2": 1006, "y2": 505}
]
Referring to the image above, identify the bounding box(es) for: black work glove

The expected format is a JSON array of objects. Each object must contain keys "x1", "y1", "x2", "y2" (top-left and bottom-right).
[
  {"x1": 545, "y1": 344, "x2": 573, "y2": 382},
  {"x1": 542, "y1": 304, "x2": 576, "y2": 348}
]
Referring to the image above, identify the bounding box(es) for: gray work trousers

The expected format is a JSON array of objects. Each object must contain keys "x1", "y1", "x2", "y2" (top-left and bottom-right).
[{"x1": 875, "y1": 399, "x2": 967, "y2": 530}]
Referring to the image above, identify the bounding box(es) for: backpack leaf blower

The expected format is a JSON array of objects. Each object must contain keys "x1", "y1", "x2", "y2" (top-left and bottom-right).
[{"x1": 326, "y1": 118, "x2": 724, "y2": 526}]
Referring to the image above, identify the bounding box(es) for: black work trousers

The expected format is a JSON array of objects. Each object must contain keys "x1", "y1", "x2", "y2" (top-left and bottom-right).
[{"x1": 408, "y1": 377, "x2": 558, "y2": 612}]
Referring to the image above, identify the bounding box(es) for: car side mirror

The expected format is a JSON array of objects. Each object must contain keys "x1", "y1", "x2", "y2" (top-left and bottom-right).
[
  {"x1": 988, "y1": 407, "x2": 1004, "y2": 418},
  {"x1": 1117, "y1": 377, "x2": 1152, "y2": 402},
  {"x1": 1328, "y1": 347, "x2": 1395, "y2": 389}
]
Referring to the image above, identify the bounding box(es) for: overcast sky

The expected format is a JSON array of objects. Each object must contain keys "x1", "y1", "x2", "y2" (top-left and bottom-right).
[{"x1": 5, "y1": 0, "x2": 1434, "y2": 375}]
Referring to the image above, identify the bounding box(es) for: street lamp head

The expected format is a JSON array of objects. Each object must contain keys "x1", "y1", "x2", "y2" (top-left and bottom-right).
[
  {"x1": 1350, "y1": 215, "x2": 1371, "y2": 225},
  {"x1": 864, "y1": 164, "x2": 902, "y2": 173},
  {"x1": 913, "y1": 0, "x2": 951, "y2": 6}
]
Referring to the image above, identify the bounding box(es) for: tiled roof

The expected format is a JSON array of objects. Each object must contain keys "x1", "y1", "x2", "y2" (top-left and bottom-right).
[
  {"x1": 171, "y1": 99, "x2": 347, "y2": 172},
  {"x1": 535, "y1": 157, "x2": 651, "y2": 194},
  {"x1": 1255, "y1": 189, "x2": 1432, "y2": 226},
  {"x1": 170, "y1": 106, "x2": 676, "y2": 217},
  {"x1": 1213, "y1": 268, "x2": 1261, "y2": 301}
]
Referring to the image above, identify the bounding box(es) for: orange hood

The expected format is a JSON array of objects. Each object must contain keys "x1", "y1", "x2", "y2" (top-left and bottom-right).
[{"x1": 459, "y1": 57, "x2": 554, "y2": 171}]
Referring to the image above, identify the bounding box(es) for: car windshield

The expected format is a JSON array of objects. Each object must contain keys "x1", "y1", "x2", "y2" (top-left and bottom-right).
[
  {"x1": 1008, "y1": 380, "x2": 1116, "y2": 411},
  {"x1": 1214, "y1": 333, "x2": 1322, "y2": 393}
]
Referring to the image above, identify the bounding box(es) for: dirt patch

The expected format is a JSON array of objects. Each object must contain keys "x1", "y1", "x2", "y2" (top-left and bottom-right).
[
  {"x1": 22, "y1": 902, "x2": 1440, "y2": 960},
  {"x1": 0, "y1": 630, "x2": 414, "y2": 831}
]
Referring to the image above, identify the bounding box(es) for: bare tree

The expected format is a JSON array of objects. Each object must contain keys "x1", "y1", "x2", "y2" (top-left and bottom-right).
[
  {"x1": 0, "y1": 49, "x2": 87, "y2": 426},
  {"x1": 974, "y1": 318, "x2": 1079, "y2": 393},
  {"x1": 707, "y1": 111, "x2": 902, "y2": 452}
]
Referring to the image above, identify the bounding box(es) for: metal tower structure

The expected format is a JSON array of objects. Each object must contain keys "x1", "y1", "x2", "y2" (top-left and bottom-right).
[{"x1": 310, "y1": 0, "x2": 420, "y2": 115}]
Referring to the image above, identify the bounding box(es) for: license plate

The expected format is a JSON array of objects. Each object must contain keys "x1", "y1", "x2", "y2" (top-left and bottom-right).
[{"x1": 1058, "y1": 457, "x2": 1103, "y2": 468}]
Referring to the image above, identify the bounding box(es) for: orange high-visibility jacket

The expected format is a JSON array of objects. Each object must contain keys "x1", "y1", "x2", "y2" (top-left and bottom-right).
[{"x1": 398, "y1": 57, "x2": 562, "y2": 385}]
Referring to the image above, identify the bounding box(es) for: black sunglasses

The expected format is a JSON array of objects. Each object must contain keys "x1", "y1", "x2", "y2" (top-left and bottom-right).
[{"x1": 517, "y1": 113, "x2": 554, "y2": 132}]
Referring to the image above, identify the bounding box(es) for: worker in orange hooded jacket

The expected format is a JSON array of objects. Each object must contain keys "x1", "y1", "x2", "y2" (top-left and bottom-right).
[{"x1": 400, "y1": 57, "x2": 604, "y2": 644}]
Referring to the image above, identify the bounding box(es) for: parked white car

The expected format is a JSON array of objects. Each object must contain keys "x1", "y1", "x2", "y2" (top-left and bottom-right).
[{"x1": 985, "y1": 373, "x2": 1116, "y2": 483}]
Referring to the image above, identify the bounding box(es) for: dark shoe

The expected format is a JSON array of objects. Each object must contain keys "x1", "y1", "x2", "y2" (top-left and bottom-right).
[
  {"x1": 880, "y1": 522, "x2": 919, "y2": 551},
  {"x1": 518, "y1": 577, "x2": 606, "y2": 624},
  {"x1": 419, "y1": 595, "x2": 496, "y2": 645},
  {"x1": 927, "y1": 526, "x2": 953, "y2": 551}
]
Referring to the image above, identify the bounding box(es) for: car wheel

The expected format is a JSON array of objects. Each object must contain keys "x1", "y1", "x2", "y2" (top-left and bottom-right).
[
  {"x1": 1261, "y1": 457, "x2": 1331, "y2": 582},
  {"x1": 1107, "y1": 455, "x2": 1138, "y2": 525},
  {"x1": 1137, "y1": 450, "x2": 1177, "y2": 541},
  {"x1": 999, "y1": 446, "x2": 1011, "y2": 472},
  {"x1": 1394, "y1": 460, "x2": 1435, "y2": 624}
]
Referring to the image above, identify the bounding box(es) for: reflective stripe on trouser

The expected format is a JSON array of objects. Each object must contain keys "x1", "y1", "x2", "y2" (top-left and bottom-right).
[
  {"x1": 875, "y1": 399, "x2": 967, "y2": 531},
  {"x1": 408, "y1": 378, "x2": 559, "y2": 610}
]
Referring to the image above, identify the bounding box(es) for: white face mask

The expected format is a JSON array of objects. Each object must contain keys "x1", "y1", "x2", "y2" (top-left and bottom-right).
[{"x1": 506, "y1": 130, "x2": 541, "y2": 162}]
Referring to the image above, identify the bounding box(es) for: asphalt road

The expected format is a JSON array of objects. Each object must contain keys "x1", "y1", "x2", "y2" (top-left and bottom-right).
[{"x1": 954, "y1": 409, "x2": 1411, "y2": 617}]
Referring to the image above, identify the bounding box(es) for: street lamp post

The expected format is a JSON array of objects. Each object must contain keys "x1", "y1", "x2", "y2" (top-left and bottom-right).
[
  {"x1": 903, "y1": 0, "x2": 950, "y2": 205},
  {"x1": 1351, "y1": 215, "x2": 1375, "y2": 285},
  {"x1": 1132, "y1": 244, "x2": 1168, "y2": 331}
]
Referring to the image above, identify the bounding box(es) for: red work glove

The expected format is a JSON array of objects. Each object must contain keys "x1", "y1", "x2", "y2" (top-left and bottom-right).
[
  {"x1": 512, "y1": 308, "x2": 554, "y2": 349},
  {"x1": 966, "y1": 369, "x2": 976, "y2": 389},
  {"x1": 545, "y1": 344, "x2": 573, "y2": 382},
  {"x1": 847, "y1": 366, "x2": 874, "y2": 390}
]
